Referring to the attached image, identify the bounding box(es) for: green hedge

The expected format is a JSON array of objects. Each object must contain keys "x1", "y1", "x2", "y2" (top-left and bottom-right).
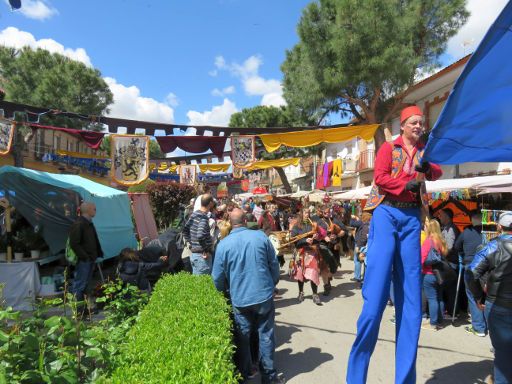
[{"x1": 109, "y1": 274, "x2": 239, "y2": 383}]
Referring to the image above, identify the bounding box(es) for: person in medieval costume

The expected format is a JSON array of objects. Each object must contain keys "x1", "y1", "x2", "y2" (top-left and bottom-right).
[
  {"x1": 346, "y1": 105, "x2": 443, "y2": 384},
  {"x1": 290, "y1": 210, "x2": 327, "y2": 305}
]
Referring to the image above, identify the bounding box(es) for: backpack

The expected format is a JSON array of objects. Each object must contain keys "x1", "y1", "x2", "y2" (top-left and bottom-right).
[{"x1": 65, "y1": 238, "x2": 78, "y2": 265}]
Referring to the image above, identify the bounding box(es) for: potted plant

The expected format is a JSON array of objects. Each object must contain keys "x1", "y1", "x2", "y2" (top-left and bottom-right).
[
  {"x1": 24, "y1": 228, "x2": 45, "y2": 259},
  {"x1": 13, "y1": 232, "x2": 26, "y2": 261}
]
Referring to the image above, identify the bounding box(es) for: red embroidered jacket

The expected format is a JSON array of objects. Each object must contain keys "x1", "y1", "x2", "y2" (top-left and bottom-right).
[{"x1": 374, "y1": 136, "x2": 443, "y2": 203}]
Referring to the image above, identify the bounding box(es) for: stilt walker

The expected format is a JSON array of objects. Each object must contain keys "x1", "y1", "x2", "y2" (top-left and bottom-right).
[{"x1": 346, "y1": 106, "x2": 443, "y2": 384}]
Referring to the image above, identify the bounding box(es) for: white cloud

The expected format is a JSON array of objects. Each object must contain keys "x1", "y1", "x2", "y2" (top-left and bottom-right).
[
  {"x1": 212, "y1": 54, "x2": 286, "y2": 106},
  {"x1": 211, "y1": 85, "x2": 235, "y2": 97},
  {"x1": 446, "y1": 0, "x2": 508, "y2": 59},
  {"x1": 104, "y1": 77, "x2": 174, "y2": 124},
  {"x1": 0, "y1": 27, "x2": 92, "y2": 66},
  {"x1": 187, "y1": 98, "x2": 238, "y2": 127},
  {"x1": 165, "y1": 92, "x2": 179, "y2": 107},
  {"x1": 7, "y1": 0, "x2": 58, "y2": 20}
]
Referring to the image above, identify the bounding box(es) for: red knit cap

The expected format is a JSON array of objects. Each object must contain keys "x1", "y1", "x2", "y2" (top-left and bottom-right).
[{"x1": 400, "y1": 105, "x2": 423, "y2": 124}]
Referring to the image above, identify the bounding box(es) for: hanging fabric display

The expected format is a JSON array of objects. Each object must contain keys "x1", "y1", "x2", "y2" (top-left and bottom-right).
[
  {"x1": 331, "y1": 158, "x2": 343, "y2": 187},
  {"x1": 231, "y1": 135, "x2": 255, "y2": 167},
  {"x1": 179, "y1": 164, "x2": 197, "y2": 185},
  {"x1": 233, "y1": 166, "x2": 244, "y2": 179},
  {"x1": 111, "y1": 134, "x2": 149, "y2": 186},
  {"x1": 238, "y1": 157, "x2": 300, "y2": 170},
  {"x1": 198, "y1": 163, "x2": 231, "y2": 173},
  {"x1": 315, "y1": 163, "x2": 324, "y2": 190},
  {"x1": 0, "y1": 119, "x2": 15, "y2": 156},
  {"x1": 241, "y1": 179, "x2": 250, "y2": 192},
  {"x1": 323, "y1": 162, "x2": 332, "y2": 188}
]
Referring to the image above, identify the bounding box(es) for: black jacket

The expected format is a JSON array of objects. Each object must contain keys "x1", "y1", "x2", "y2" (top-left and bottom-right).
[
  {"x1": 69, "y1": 216, "x2": 103, "y2": 262},
  {"x1": 469, "y1": 234, "x2": 512, "y2": 309}
]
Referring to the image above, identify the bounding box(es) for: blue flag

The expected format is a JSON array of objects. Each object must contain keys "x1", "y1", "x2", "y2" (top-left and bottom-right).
[{"x1": 423, "y1": 1, "x2": 512, "y2": 164}]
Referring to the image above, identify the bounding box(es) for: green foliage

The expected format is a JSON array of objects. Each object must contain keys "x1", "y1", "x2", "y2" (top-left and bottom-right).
[
  {"x1": 109, "y1": 274, "x2": 239, "y2": 384},
  {"x1": 0, "y1": 47, "x2": 112, "y2": 130},
  {"x1": 282, "y1": 0, "x2": 469, "y2": 130},
  {"x1": 127, "y1": 178, "x2": 155, "y2": 193},
  {"x1": 146, "y1": 182, "x2": 196, "y2": 230},
  {"x1": 100, "y1": 135, "x2": 163, "y2": 159},
  {"x1": 0, "y1": 280, "x2": 148, "y2": 384}
]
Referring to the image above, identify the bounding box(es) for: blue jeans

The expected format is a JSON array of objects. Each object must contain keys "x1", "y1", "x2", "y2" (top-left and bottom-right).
[
  {"x1": 190, "y1": 253, "x2": 212, "y2": 275},
  {"x1": 464, "y1": 269, "x2": 487, "y2": 333},
  {"x1": 347, "y1": 205, "x2": 421, "y2": 384},
  {"x1": 485, "y1": 301, "x2": 512, "y2": 384},
  {"x1": 354, "y1": 249, "x2": 362, "y2": 281},
  {"x1": 422, "y1": 274, "x2": 444, "y2": 325},
  {"x1": 70, "y1": 260, "x2": 94, "y2": 302},
  {"x1": 232, "y1": 298, "x2": 277, "y2": 383}
]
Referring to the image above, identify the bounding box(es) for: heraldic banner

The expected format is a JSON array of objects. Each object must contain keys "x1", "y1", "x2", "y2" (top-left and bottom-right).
[
  {"x1": 111, "y1": 134, "x2": 149, "y2": 186},
  {"x1": 231, "y1": 135, "x2": 255, "y2": 167},
  {"x1": 0, "y1": 119, "x2": 15, "y2": 156},
  {"x1": 179, "y1": 165, "x2": 196, "y2": 185}
]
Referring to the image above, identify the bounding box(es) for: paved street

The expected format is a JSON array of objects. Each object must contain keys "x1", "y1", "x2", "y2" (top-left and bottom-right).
[{"x1": 267, "y1": 257, "x2": 494, "y2": 384}]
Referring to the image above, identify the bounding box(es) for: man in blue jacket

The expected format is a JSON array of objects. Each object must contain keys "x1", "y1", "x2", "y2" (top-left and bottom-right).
[
  {"x1": 212, "y1": 208, "x2": 283, "y2": 384},
  {"x1": 468, "y1": 211, "x2": 512, "y2": 384}
]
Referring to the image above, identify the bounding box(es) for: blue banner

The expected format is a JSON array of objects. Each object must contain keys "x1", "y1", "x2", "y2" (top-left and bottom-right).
[{"x1": 423, "y1": 1, "x2": 512, "y2": 164}]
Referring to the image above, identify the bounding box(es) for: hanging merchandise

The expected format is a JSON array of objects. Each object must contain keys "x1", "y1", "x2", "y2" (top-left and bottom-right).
[
  {"x1": 0, "y1": 119, "x2": 15, "y2": 156},
  {"x1": 233, "y1": 166, "x2": 244, "y2": 179},
  {"x1": 315, "y1": 163, "x2": 324, "y2": 190},
  {"x1": 231, "y1": 135, "x2": 255, "y2": 167},
  {"x1": 323, "y1": 162, "x2": 332, "y2": 188},
  {"x1": 179, "y1": 164, "x2": 197, "y2": 185},
  {"x1": 331, "y1": 158, "x2": 342, "y2": 187},
  {"x1": 217, "y1": 182, "x2": 229, "y2": 198},
  {"x1": 111, "y1": 134, "x2": 150, "y2": 186}
]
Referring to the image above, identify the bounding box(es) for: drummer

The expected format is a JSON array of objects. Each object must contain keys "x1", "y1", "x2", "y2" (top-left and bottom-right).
[
  {"x1": 312, "y1": 205, "x2": 345, "y2": 295},
  {"x1": 290, "y1": 210, "x2": 327, "y2": 305}
]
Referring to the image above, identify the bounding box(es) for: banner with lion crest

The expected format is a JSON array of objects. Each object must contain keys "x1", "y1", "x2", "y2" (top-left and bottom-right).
[
  {"x1": 0, "y1": 119, "x2": 15, "y2": 156},
  {"x1": 111, "y1": 134, "x2": 149, "y2": 186}
]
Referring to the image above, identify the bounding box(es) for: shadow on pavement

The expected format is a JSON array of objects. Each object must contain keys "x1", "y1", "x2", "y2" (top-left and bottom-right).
[
  {"x1": 275, "y1": 323, "x2": 302, "y2": 348},
  {"x1": 275, "y1": 346, "x2": 334, "y2": 382},
  {"x1": 424, "y1": 359, "x2": 493, "y2": 383},
  {"x1": 321, "y1": 281, "x2": 356, "y2": 303}
]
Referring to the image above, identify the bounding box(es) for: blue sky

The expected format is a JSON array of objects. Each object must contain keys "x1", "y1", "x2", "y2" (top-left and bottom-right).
[{"x1": 0, "y1": 0, "x2": 508, "y2": 131}]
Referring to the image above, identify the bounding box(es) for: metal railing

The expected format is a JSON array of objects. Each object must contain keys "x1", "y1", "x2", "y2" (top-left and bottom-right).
[{"x1": 357, "y1": 150, "x2": 375, "y2": 171}]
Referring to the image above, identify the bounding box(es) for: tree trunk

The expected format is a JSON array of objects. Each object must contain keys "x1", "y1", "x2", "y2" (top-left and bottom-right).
[
  {"x1": 11, "y1": 123, "x2": 24, "y2": 168},
  {"x1": 275, "y1": 167, "x2": 292, "y2": 194}
]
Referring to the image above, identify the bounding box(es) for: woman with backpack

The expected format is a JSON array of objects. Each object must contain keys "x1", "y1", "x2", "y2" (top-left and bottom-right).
[{"x1": 421, "y1": 219, "x2": 448, "y2": 330}]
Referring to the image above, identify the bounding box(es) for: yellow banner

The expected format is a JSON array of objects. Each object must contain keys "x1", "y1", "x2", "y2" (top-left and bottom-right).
[
  {"x1": 238, "y1": 157, "x2": 300, "y2": 170},
  {"x1": 259, "y1": 124, "x2": 379, "y2": 153},
  {"x1": 57, "y1": 149, "x2": 108, "y2": 159},
  {"x1": 198, "y1": 163, "x2": 230, "y2": 173}
]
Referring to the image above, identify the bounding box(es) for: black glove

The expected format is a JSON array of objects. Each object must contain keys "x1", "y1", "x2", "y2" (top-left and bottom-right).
[
  {"x1": 405, "y1": 180, "x2": 421, "y2": 193},
  {"x1": 415, "y1": 161, "x2": 430, "y2": 173}
]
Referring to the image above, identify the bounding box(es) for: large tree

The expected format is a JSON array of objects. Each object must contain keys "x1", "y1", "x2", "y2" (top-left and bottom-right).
[
  {"x1": 0, "y1": 47, "x2": 113, "y2": 166},
  {"x1": 229, "y1": 105, "x2": 321, "y2": 193},
  {"x1": 282, "y1": 0, "x2": 469, "y2": 147}
]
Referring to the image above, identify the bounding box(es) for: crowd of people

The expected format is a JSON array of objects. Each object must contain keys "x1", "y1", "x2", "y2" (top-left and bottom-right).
[{"x1": 65, "y1": 104, "x2": 512, "y2": 383}]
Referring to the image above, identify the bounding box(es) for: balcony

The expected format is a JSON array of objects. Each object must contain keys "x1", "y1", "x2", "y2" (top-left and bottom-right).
[{"x1": 357, "y1": 150, "x2": 375, "y2": 172}]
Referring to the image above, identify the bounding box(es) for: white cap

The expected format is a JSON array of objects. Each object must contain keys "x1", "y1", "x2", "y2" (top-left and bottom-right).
[{"x1": 498, "y1": 211, "x2": 512, "y2": 228}]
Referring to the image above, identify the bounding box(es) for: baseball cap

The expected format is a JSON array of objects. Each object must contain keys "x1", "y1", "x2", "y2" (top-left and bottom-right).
[{"x1": 498, "y1": 211, "x2": 512, "y2": 228}]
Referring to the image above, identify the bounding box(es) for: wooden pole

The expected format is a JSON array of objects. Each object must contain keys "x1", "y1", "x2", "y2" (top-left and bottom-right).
[{"x1": 0, "y1": 198, "x2": 12, "y2": 262}]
